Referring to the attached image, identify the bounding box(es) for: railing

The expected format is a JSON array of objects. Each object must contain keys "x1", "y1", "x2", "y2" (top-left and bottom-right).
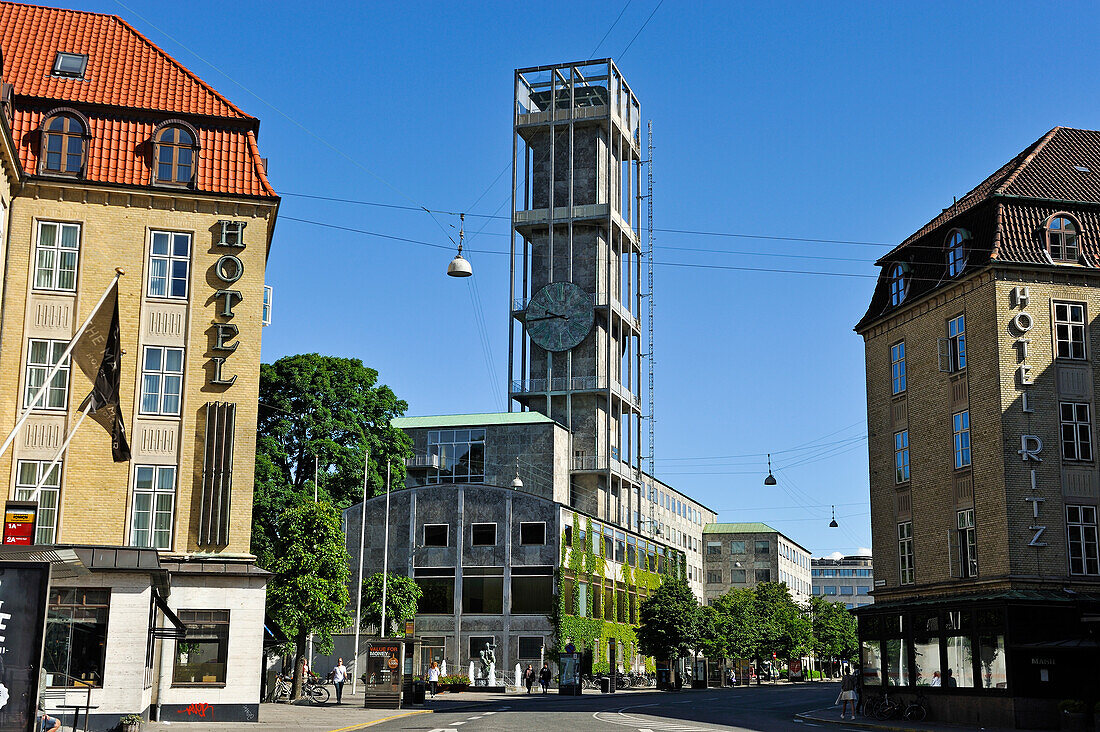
[
  {"x1": 405, "y1": 454, "x2": 444, "y2": 469},
  {"x1": 510, "y1": 377, "x2": 641, "y2": 409},
  {"x1": 41, "y1": 671, "x2": 96, "y2": 732}
]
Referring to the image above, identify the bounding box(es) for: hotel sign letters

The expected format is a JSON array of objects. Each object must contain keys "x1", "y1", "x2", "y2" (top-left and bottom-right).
[
  {"x1": 1010, "y1": 286, "x2": 1047, "y2": 547},
  {"x1": 208, "y1": 234, "x2": 245, "y2": 387}
]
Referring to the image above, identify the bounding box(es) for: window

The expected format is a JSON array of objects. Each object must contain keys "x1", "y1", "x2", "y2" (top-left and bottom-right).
[
  {"x1": 512, "y1": 568, "x2": 554, "y2": 613},
  {"x1": 154, "y1": 126, "x2": 196, "y2": 185},
  {"x1": 44, "y1": 588, "x2": 109, "y2": 688},
  {"x1": 1060, "y1": 402, "x2": 1093, "y2": 461},
  {"x1": 140, "y1": 347, "x2": 183, "y2": 416},
  {"x1": 468, "y1": 636, "x2": 495, "y2": 661},
  {"x1": 262, "y1": 285, "x2": 273, "y2": 326},
  {"x1": 824, "y1": 586, "x2": 837, "y2": 595},
  {"x1": 898, "y1": 522, "x2": 914, "y2": 585},
  {"x1": 890, "y1": 341, "x2": 906, "y2": 395},
  {"x1": 428, "y1": 429, "x2": 485, "y2": 484},
  {"x1": 423, "y1": 524, "x2": 448, "y2": 547},
  {"x1": 1067, "y1": 505, "x2": 1099, "y2": 576},
  {"x1": 889, "y1": 263, "x2": 908, "y2": 306},
  {"x1": 946, "y1": 229, "x2": 968, "y2": 277},
  {"x1": 948, "y1": 315, "x2": 966, "y2": 371},
  {"x1": 755, "y1": 569, "x2": 770, "y2": 582},
  {"x1": 462, "y1": 568, "x2": 503, "y2": 613},
  {"x1": 1047, "y1": 215, "x2": 1079, "y2": 262},
  {"x1": 957, "y1": 509, "x2": 977, "y2": 578},
  {"x1": 52, "y1": 52, "x2": 88, "y2": 78},
  {"x1": 41, "y1": 114, "x2": 85, "y2": 174},
  {"x1": 841, "y1": 586, "x2": 854, "y2": 595},
  {"x1": 14, "y1": 460, "x2": 61, "y2": 544},
  {"x1": 730, "y1": 568, "x2": 746, "y2": 582},
  {"x1": 707, "y1": 570, "x2": 722, "y2": 584},
  {"x1": 518, "y1": 637, "x2": 544, "y2": 659},
  {"x1": 707, "y1": 541, "x2": 722, "y2": 555},
  {"x1": 953, "y1": 411, "x2": 971, "y2": 469},
  {"x1": 148, "y1": 231, "x2": 191, "y2": 299},
  {"x1": 34, "y1": 221, "x2": 80, "y2": 291},
  {"x1": 729, "y1": 540, "x2": 745, "y2": 554},
  {"x1": 471, "y1": 523, "x2": 496, "y2": 546},
  {"x1": 25, "y1": 339, "x2": 70, "y2": 410},
  {"x1": 754, "y1": 540, "x2": 770, "y2": 555},
  {"x1": 812, "y1": 586, "x2": 821, "y2": 595},
  {"x1": 173, "y1": 611, "x2": 228, "y2": 685},
  {"x1": 414, "y1": 569, "x2": 455, "y2": 614},
  {"x1": 519, "y1": 522, "x2": 546, "y2": 545},
  {"x1": 130, "y1": 465, "x2": 176, "y2": 550},
  {"x1": 894, "y1": 430, "x2": 910, "y2": 484},
  {"x1": 857, "y1": 586, "x2": 871, "y2": 595},
  {"x1": 1055, "y1": 302, "x2": 1087, "y2": 359}
]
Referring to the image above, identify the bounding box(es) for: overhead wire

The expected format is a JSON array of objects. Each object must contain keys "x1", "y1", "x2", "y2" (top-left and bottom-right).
[{"x1": 620, "y1": 0, "x2": 667, "y2": 59}]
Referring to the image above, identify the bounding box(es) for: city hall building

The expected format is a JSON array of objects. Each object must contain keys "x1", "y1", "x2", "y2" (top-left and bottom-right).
[
  {"x1": 0, "y1": 3, "x2": 278, "y2": 728},
  {"x1": 856, "y1": 127, "x2": 1100, "y2": 729}
]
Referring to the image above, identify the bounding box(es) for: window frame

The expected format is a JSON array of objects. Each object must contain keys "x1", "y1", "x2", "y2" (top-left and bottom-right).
[
  {"x1": 33, "y1": 220, "x2": 81, "y2": 292},
  {"x1": 422, "y1": 523, "x2": 449, "y2": 547},
  {"x1": 948, "y1": 314, "x2": 967, "y2": 371},
  {"x1": 130, "y1": 464, "x2": 177, "y2": 550},
  {"x1": 470, "y1": 522, "x2": 497, "y2": 547},
  {"x1": 172, "y1": 610, "x2": 229, "y2": 687},
  {"x1": 894, "y1": 430, "x2": 910, "y2": 484},
  {"x1": 519, "y1": 521, "x2": 546, "y2": 545},
  {"x1": 890, "y1": 341, "x2": 906, "y2": 395},
  {"x1": 139, "y1": 346, "x2": 184, "y2": 416},
  {"x1": 14, "y1": 459, "x2": 62, "y2": 544},
  {"x1": 39, "y1": 111, "x2": 88, "y2": 176},
  {"x1": 45, "y1": 588, "x2": 110, "y2": 688},
  {"x1": 945, "y1": 229, "x2": 969, "y2": 278},
  {"x1": 24, "y1": 338, "x2": 70, "y2": 411},
  {"x1": 1067, "y1": 505, "x2": 1099, "y2": 576},
  {"x1": 1046, "y1": 213, "x2": 1081, "y2": 263},
  {"x1": 953, "y1": 410, "x2": 972, "y2": 469},
  {"x1": 147, "y1": 230, "x2": 192, "y2": 300},
  {"x1": 898, "y1": 521, "x2": 914, "y2": 585},
  {"x1": 957, "y1": 508, "x2": 978, "y2": 578},
  {"x1": 152, "y1": 122, "x2": 199, "y2": 187},
  {"x1": 1060, "y1": 402, "x2": 1094, "y2": 462},
  {"x1": 1054, "y1": 301, "x2": 1087, "y2": 360},
  {"x1": 889, "y1": 263, "x2": 908, "y2": 306},
  {"x1": 52, "y1": 52, "x2": 89, "y2": 79}
]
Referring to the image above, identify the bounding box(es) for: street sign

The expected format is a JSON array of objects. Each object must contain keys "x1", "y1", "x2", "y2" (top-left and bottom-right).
[{"x1": 2, "y1": 502, "x2": 37, "y2": 546}]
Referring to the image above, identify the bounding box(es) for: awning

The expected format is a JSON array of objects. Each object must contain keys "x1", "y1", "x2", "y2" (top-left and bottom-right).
[
  {"x1": 152, "y1": 588, "x2": 187, "y2": 640},
  {"x1": 0, "y1": 546, "x2": 88, "y2": 579}
]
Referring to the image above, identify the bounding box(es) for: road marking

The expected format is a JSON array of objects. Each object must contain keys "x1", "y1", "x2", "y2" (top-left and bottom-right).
[
  {"x1": 483, "y1": 712, "x2": 496, "y2": 715},
  {"x1": 429, "y1": 729, "x2": 459, "y2": 732}
]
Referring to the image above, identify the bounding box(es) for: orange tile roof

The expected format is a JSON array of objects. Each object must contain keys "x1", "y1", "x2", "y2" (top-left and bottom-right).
[{"x1": 0, "y1": 1, "x2": 276, "y2": 197}]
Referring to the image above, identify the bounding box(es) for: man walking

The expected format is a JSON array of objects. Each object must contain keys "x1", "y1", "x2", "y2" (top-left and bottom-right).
[
  {"x1": 539, "y1": 663, "x2": 552, "y2": 693},
  {"x1": 332, "y1": 658, "x2": 347, "y2": 704}
]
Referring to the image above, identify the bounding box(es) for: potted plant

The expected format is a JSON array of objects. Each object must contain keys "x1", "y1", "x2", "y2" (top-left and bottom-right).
[
  {"x1": 1059, "y1": 700, "x2": 1087, "y2": 731},
  {"x1": 119, "y1": 714, "x2": 144, "y2": 732}
]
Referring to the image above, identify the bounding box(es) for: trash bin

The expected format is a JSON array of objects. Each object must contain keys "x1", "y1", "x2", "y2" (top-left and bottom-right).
[
  {"x1": 410, "y1": 680, "x2": 426, "y2": 704},
  {"x1": 600, "y1": 676, "x2": 611, "y2": 694}
]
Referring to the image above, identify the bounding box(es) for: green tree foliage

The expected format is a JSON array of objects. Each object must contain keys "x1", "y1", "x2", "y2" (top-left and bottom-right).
[
  {"x1": 749, "y1": 582, "x2": 812, "y2": 663},
  {"x1": 265, "y1": 497, "x2": 352, "y2": 698},
  {"x1": 699, "y1": 587, "x2": 760, "y2": 661},
  {"x1": 253, "y1": 354, "x2": 412, "y2": 562},
  {"x1": 636, "y1": 578, "x2": 701, "y2": 662},
  {"x1": 809, "y1": 595, "x2": 859, "y2": 662},
  {"x1": 359, "y1": 572, "x2": 422, "y2": 636}
]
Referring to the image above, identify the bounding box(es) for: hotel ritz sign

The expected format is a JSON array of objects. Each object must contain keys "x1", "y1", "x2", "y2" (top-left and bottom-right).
[
  {"x1": 1009, "y1": 286, "x2": 1047, "y2": 548},
  {"x1": 208, "y1": 222, "x2": 246, "y2": 387}
]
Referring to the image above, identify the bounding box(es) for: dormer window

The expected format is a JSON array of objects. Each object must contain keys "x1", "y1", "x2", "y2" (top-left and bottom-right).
[
  {"x1": 1048, "y1": 215, "x2": 1080, "y2": 263},
  {"x1": 946, "y1": 229, "x2": 969, "y2": 278},
  {"x1": 889, "y1": 263, "x2": 909, "y2": 306},
  {"x1": 153, "y1": 123, "x2": 198, "y2": 186},
  {"x1": 52, "y1": 52, "x2": 87, "y2": 79},
  {"x1": 40, "y1": 112, "x2": 87, "y2": 175}
]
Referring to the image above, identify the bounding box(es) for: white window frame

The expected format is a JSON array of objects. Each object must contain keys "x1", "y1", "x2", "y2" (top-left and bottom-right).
[
  {"x1": 1060, "y1": 402, "x2": 1093, "y2": 462},
  {"x1": 14, "y1": 459, "x2": 61, "y2": 544},
  {"x1": 957, "y1": 508, "x2": 977, "y2": 578},
  {"x1": 130, "y1": 465, "x2": 176, "y2": 550},
  {"x1": 894, "y1": 430, "x2": 910, "y2": 484},
  {"x1": 948, "y1": 314, "x2": 966, "y2": 371},
  {"x1": 147, "y1": 230, "x2": 192, "y2": 300},
  {"x1": 262, "y1": 285, "x2": 273, "y2": 326},
  {"x1": 423, "y1": 523, "x2": 449, "y2": 547},
  {"x1": 471, "y1": 522, "x2": 497, "y2": 547},
  {"x1": 1067, "y1": 505, "x2": 1099, "y2": 576},
  {"x1": 139, "y1": 346, "x2": 184, "y2": 416},
  {"x1": 953, "y1": 410, "x2": 971, "y2": 469},
  {"x1": 1054, "y1": 301, "x2": 1087, "y2": 360},
  {"x1": 519, "y1": 521, "x2": 547, "y2": 545},
  {"x1": 890, "y1": 341, "x2": 906, "y2": 395},
  {"x1": 33, "y1": 221, "x2": 80, "y2": 292},
  {"x1": 898, "y1": 521, "x2": 914, "y2": 585},
  {"x1": 24, "y1": 338, "x2": 70, "y2": 410}
]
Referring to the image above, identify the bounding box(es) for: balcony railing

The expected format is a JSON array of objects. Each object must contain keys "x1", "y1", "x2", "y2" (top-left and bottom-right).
[
  {"x1": 405, "y1": 454, "x2": 445, "y2": 469},
  {"x1": 510, "y1": 377, "x2": 641, "y2": 409},
  {"x1": 570, "y1": 453, "x2": 642, "y2": 483}
]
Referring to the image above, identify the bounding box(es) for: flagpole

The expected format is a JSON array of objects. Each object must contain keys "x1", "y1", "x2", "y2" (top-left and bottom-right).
[
  {"x1": 24, "y1": 400, "x2": 93, "y2": 503},
  {"x1": 351, "y1": 447, "x2": 370, "y2": 695},
  {"x1": 380, "y1": 461, "x2": 390, "y2": 638},
  {"x1": 0, "y1": 270, "x2": 123, "y2": 462}
]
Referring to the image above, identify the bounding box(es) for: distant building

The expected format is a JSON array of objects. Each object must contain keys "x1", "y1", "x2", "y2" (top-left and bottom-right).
[
  {"x1": 811, "y1": 555, "x2": 873, "y2": 609},
  {"x1": 702, "y1": 523, "x2": 812, "y2": 604}
]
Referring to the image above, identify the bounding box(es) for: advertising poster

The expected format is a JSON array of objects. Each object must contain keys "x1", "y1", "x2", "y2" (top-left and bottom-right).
[{"x1": 0, "y1": 562, "x2": 50, "y2": 732}]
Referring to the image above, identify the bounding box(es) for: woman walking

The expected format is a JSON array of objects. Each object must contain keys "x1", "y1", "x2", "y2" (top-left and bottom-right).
[
  {"x1": 837, "y1": 668, "x2": 857, "y2": 720},
  {"x1": 427, "y1": 661, "x2": 441, "y2": 698},
  {"x1": 523, "y1": 664, "x2": 536, "y2": 693},
  {"x1": 332, "y1": 658, "x2": 347, "y2": 704},
  {"x1": 539, "y1": 663, "x2": 552, "y2": 693}
]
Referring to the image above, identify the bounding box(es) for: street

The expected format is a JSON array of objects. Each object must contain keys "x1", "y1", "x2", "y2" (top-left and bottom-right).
[{"x1": 371, "y1": 683, "x2": 843, "y2": 732}]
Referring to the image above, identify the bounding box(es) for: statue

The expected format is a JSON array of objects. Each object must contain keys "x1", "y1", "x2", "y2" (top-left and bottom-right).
[{"x1": 478, "y1": 642, "x2": 496, "y2": 679}]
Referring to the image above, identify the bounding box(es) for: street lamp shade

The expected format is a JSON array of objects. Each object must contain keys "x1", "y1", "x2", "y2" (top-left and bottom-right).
[
  {"x1": 447, "y1": 212, "x2": 473, "y2": 277},
  {"x1": 829, "y1": 505, "x2": 839, "y2": 528},
  {"x1": 763, "y1": 453, "x2": 777, "y2": 486}
]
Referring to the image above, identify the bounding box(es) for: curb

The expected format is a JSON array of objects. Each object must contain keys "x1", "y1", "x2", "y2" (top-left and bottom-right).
[
  {"x1": 794, "y1": 712, "x2": 925, "y2": 732},
  {"x1": 327, "y1": 709, "x2": 432, "y2": 732}
]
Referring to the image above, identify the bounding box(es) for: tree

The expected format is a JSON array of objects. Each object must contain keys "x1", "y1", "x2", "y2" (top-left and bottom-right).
[
  {"x1": 637, "y1": 578, "x2": 702, "y2": 664},
  {"x1": 253, "y1": 354, "x2": 412, "y2": 562},
  {"x1": 749, "y1": 582, "x2": 812, "y2": 666},
  {"x1": 699, "y1": 588, "x2": 759, "y2": 662},
  {"x1": 265, "y1": 496, "x2": 352, "y2": 699},
  {"x1": 808, "y1": 595, "x2": 858, "y2": 671},
  {"x1": 359, "y1": 572, "x2": 422, "y2": 636}
]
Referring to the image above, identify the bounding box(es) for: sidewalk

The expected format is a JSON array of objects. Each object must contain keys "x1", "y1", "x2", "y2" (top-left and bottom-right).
[{"x1": 796, "y1": 705, "x2": 1017, "y2": 732}]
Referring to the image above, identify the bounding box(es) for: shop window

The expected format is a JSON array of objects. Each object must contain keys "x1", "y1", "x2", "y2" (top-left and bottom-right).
[
  {"x1": 173, "y1": 611, "x2": 228, "y2": 685},
  {"x1": 44, "y1": 588, "x2": 109, "y2": 687},
  {"x1": 977, "y1": 635, "x2": 1008, "y2": 689},
  {"x1": 944, "y1": 636, "x2": 975, "y2": 688},
  {"x1": 861, "y1": 639, "x2": 882, "y2": 686},
  {"x1": 884, "y1": 637, "x2": 910, "y2": 686}
]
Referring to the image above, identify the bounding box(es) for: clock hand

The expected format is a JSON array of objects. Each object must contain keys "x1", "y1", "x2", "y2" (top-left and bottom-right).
[{"x1": 527, "y1": 313, "x2": 567, "y2": 321}]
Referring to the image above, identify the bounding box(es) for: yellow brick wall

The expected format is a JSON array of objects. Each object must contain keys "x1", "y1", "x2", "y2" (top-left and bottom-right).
[{"x1": 0, "y1": 183, "x2": 275, "y2": 556}]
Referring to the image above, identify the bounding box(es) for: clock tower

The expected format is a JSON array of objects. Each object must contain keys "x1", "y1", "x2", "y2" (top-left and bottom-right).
[{"x1": 509, "y1": 60, "x2": 645, "y2": 526}]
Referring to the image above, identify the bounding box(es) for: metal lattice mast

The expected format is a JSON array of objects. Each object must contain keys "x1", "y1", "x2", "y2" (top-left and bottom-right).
[{"x1": 644, "y1": 121, "x2": 655, "y2": 479}]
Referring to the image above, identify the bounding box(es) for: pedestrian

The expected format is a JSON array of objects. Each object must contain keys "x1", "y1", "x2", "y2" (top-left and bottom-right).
[
  {"x1": 945, "y1": 668, "x2": 957, "y2": 688},
  {"x1": 726, "y1": 668, "x2": 736, "y2": 687},
  {"x1": 853, "y1": 667, "x2": 863, "y2": 716},
  {"x1": 427, "y1": 661, "x2": 441, "y2": 698},
  {"x1": 332, "y1": 657, "x2": 347, "y2": 704},
  {"x1": 524, "y1": 664, "x2": 536, "y2": 693},
  {"x1": 38, "y1": 702, "x2": 60, "y2": 732},
  {"x1": 539, "y1": 663, "x2": 552, "y2": 693},
  {"x1": 837, "y1": 668, "x2": 857, "y2": 720},
  {"x1": 930, "y1": 670, "x2": 942, "y2": 687}
]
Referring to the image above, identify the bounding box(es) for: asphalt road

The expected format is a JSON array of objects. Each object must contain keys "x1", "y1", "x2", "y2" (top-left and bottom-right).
[{"x1": 371, "y1": 683, "x2": 844, "y2": 732}]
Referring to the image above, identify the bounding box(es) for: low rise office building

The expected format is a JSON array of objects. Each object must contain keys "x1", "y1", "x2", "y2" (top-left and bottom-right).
[
  {"x1": 811, "y1": 555, "x2": 874, "y2": 609},
  {"x1": 702, "y1": 523, "x2": 812, "y2": 605}
]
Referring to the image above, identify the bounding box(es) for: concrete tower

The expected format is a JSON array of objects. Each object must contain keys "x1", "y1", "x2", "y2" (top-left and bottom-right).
[{"x1": 509, "y1": 60, "x2": 644, "y2": 527}]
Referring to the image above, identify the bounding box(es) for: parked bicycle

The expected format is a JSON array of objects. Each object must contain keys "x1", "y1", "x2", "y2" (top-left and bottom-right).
[
  {"x1": 903, "y1": 692, "x2": 928, "y2": 722},
  {"x1": 873, "y1": 690, "x2": 902, "y2": 720},
  {"x1": 269, "y1": 673, "x2": 330, "y2": 704}
]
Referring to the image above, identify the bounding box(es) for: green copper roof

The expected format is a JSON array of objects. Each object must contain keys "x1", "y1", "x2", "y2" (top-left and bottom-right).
[
  {"x1": 392, "y1": 412, "x2": 556, "y2": 429},
  {"x1": 703, "y1": 522, "x2": 779, "y2": 534}
]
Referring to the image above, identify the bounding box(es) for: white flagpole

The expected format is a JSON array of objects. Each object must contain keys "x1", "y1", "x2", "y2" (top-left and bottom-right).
[
  {"x1": 351, "y1": 447, "x2": 370, "y2": 694},
  {"x1": 380, "y1": 461, "x2": 390, "y2": 637},
  {"x1": 24, "y1": 400, "x2": 93, "y2": 503},
  {"x1": 0, "y1": 270, "x2": 122, "y2": 462}
]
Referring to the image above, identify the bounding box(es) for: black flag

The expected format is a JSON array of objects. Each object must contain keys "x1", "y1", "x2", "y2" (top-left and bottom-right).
[{"x1": 73, "y1": 283, "x2": 131, "y2": 462}]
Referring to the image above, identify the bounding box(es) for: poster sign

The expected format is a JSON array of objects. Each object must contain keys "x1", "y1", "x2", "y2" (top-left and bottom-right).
[
  {"x1": 0, "y1": 561, "x2": 50, "y2": 732},
  {"x1": 404, "y1": 620, "x2": 414, "y2": 637},
  {"x1": 2, "y1": 503, "x2": 36, "y2": 546}
]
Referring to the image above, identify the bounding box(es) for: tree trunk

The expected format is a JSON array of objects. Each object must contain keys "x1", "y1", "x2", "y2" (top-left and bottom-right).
[{"x1": 292, "y1": 632, "x2": 307, "y2": 700}]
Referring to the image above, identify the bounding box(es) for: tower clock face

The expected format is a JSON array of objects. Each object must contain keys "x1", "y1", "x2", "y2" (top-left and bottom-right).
[{"x1": 525, "y1": 281, "x2": 594, "y2": 352}]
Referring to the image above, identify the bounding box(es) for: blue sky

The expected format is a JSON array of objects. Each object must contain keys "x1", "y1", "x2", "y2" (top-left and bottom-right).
[{"x1": 64, "y1": 0, "x2": 1100, "y2": 556}]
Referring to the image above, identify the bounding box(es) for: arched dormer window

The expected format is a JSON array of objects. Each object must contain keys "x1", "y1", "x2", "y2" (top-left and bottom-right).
[
  {"x1": 889, "y1": 263, "x2": 909, "y2": 306},
  {"x1": 946, "y1": 229, "x2": 970, "y2": 278},
  {"x1": 40, "y1": 109, "x2": 88, "y2": 176},
  {"x1": 153, "y1": 121, "x2": 199, "y2": 186},
  {"x1": 1047, "y1": 214, "x2": 1080, "y2": 263}
]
